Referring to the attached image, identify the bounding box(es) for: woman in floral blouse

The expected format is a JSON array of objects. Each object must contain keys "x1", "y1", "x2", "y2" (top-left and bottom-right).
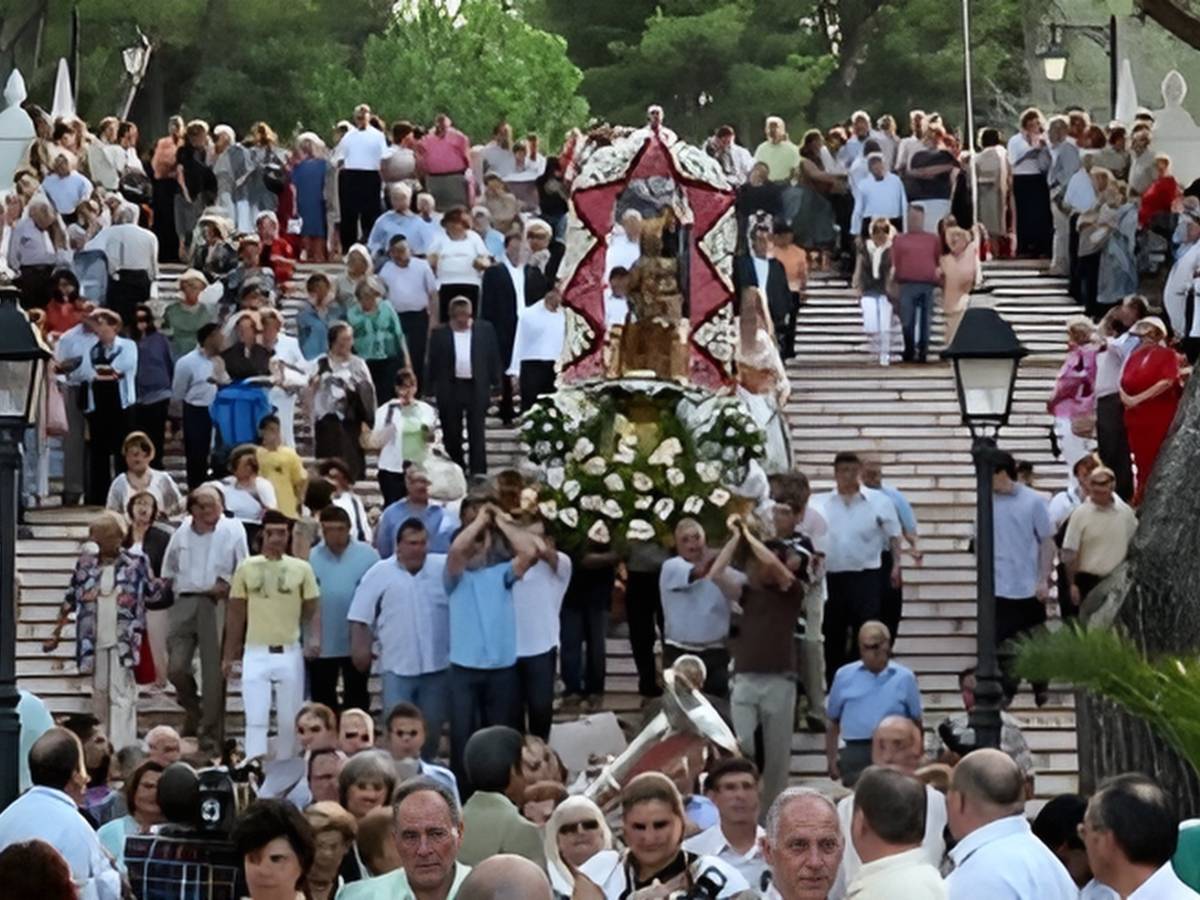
[
  {"x1": 44, "y1": 511, "x2": 163, "y2": 750},
  {"x1": 346, "y1": 274, "x2": 409, "y2": 407}
]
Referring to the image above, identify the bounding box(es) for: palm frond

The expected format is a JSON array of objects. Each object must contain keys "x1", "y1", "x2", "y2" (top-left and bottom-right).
[{"x1": 1016, "y1": 625, "x2": 1200, "y2": 774}]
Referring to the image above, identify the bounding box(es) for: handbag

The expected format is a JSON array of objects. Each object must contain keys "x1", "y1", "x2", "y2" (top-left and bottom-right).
[
  {"x1": 424, "y1": 448, "x2": 467, "y2": 502},
  {"x1": 133, "y1": 630, "x2": 156, "y2": 685},
  {"x1": 263, "y1": 160, "x2": 287, "y2": 195},
  {"x1": 1071, "y1": 413, "x2": 1097, "y2": 438},
  {"x1": 44, "y1": 375, "x2": 69, "y2": 437}
]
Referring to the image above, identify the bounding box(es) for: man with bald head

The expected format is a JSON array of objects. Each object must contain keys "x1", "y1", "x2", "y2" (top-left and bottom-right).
[
  {"x1": 825, "y1": 622, "x2": 921, "y2": 787},
  {"x1": 457, "y1": 854, "x2": 552, "y2": 900},
  {"x1": 762, "y1": 787, "x2": 845, "y2": 900},
  {"x1": 945, "y1": 749, "x2": 1077, "y2": 899},
  {"x1": 0, "y1": 728, "x2": 122, "y2": 899},
  {"x1": 162, "y1": 484, "x2": 249, "y2": 749},
  {"x1": 145, "y1": 724, "x2": 182, "y2": 766},
  {"x1": 830, "y1": 717, "x2": 946, "y2": 897}
]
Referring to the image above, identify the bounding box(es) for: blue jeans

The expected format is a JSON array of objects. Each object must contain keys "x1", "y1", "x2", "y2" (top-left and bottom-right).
[
  {"x1": 449, "y1": 664, "x2": 521, "y2": 788},
  {"x1": 899, "y1": 282, "x2": 934, "y2": 361},
  {"x1": 382, "y1": 669, "x2": 450, "y2": 761},
  {"x1": 560, "y1": 576, "x2": 613, "y2": 697}
]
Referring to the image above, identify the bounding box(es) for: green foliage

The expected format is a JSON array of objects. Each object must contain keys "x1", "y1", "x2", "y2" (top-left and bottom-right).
[
  {"x1": 1017, "y1": 624, "x2": 1200, "y2": 775},
  {"x1": 307, "y1": 0, "x2": 588, "y2": 147}
]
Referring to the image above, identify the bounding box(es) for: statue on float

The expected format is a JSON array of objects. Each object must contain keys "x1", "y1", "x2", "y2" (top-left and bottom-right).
[{"x1": 519, "y1": 117, "x2": 775, "y2": 552}]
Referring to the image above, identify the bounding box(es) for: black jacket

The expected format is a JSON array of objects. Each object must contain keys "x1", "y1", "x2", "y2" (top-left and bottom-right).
[
  {"x1": 479, "y1": 263, "x2": 549, "y2": 361},
  {"x1": 735, "y1": 253, "x2": 792, "y2": 324},
  {"x1": 425, "y1": 321, "x2": 503, "y2": 409}
]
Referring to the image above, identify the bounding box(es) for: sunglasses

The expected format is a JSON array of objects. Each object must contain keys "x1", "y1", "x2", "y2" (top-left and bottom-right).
[{"x1": 559, "y1": 819, "x2": 601, "y2": 835}]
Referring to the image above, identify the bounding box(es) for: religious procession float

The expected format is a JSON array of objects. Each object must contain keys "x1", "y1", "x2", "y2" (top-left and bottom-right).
[{"x1": 520, "y1": 123, "x2": 790, "y2": 552}]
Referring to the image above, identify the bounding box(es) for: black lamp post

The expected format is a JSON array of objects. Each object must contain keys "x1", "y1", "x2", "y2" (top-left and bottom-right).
[
  {"x1": 0, "y1": 287, "x2": 50, "y2": 811},
  {"x1": 941, "y1": 306, "x2": 1028, "y2": 752},
  {"x1": 1038, "y1": 17, "x2": 1119, "y2": 118}
]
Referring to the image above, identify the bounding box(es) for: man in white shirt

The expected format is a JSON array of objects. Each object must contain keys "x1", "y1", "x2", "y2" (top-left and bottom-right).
[
  {"x1": 349, "y1": 516, "x2": 452, "y2": 755},
  {"x1": 811, "y1": 451, "x2": 901, "y2": 687},
  {"x1": 162, "y1": 485, "x2": 249, "y2": 750},
  {"x1": 605, "y1": 209, "x2": 643, "y2": 279},
  {"x1": 845, "y1": 766, "x2": 946, "y2": 899},
  {"x1": 945, "y1": 749, "x2": 1078, "y2": 900},
  {"x1": 851, "y1": 152, "x2": 908, "y2": 238},
  {"x1": 839, "y1": 111, "x2": 886, "y2": 170},
  {"x1": 832, "y1": 717, "x2": 945, "y2": 897},
  {"x1": 54, "y1": 312, "x2": 98, "y2": 506},
  {"x1": 0, "y1": 728, "x2": 122, "y2": 900},
  {"x1": 762, "y1": 788, "x2": 845, "y2": 900},
  {"x1": 171, "y1": 322, "x2": 222, "y2": 490},
  {"x1": 513, "y1": 519, "x2": 572, "y2": 739},
  {"x1": 707, "y1": 125, "x2": 755, "y2": 186},
  {"x1": 893, "y1": 110, "x2": 926, "y2": 174},
  {"x1": 683, "y1": 758, "x2": 768, "y2": 892},
  {"x1": 335, "y1": 103, "x2": 388, "y2": 248},
  {"x1": 659, "y1": 518, "x2": 745, "y2": 698},
  {"x1": 508, "y1": 287, "x2": 565, "y2": 413},
  {"x1": 378, "y1": 235, "x2": 438, "y2": 391},
  {"x1": 1094, "y1": 297, "x2": 1147, "y2": 501},
  {"x1": 1081, "y1": 774, "x2": 1199, "y2": 900},
  {"x1": 42, "y1": 152, "x2": 94, "y2": 220},
  {"x1": 480, "y1": 233, "x2": 549, "y2": 424},
  {"x1": 86, "y1": 117, "x2": 127, "y2": 191},
  {"x1": 104, "y1": 202, "x2": 159, "y2": 326},
  {"x1": 117, "y1": 121, "x2": 144, "y2": 175}
]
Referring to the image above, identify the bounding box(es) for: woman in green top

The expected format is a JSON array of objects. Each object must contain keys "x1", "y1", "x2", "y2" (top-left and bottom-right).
[
  {"x1": 162, "y1": 269, "x2": 215, "y2": 358},
  {"x1": 347, "y1": 275, "x2": 410, "y2": 407}
]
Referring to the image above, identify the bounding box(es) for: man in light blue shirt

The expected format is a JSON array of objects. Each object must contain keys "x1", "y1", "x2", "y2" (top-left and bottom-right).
[
  {"x1": 825, "y1": 621, "x2": 921, "y2": 787},
  {"x1": 0, "y1": 728, "x2": 122, "y2": 900},
  {"x1": 367, "y1": 183, "x2": 428, "y2": 261},
  {"x1": 349, "y1": 517, "x2": 450, "y2": 760},
  {"x1": 308, "y1": 506, "x2": 379, "y2": 713},
  {"x1": 862, "y1": 455, "x2": 922, "y2": 646},
  {"x1": 443, "y1": 502, "x2": 539, "y2": 784},
  {"x1": 989, "y1": 450, "x2": 1054, "y2": 705},
  {"x1": 947, "y1": 749, "x2": 1078, "y2": 900},
  {"x1": 471, "y1": 207, "x2": 506, "y2": 260},
  {"x1": 375, "y1": 471, "x2": 448, "y2": 557}
]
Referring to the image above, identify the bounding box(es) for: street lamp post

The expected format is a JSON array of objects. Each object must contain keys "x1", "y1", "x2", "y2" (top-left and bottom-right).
[
  {"x1": 119, "y1": 29, "x2": 152, "y2": 121},
  {"x1": 0, "y1": 286, "x2": 50, "y2": 811},
  {"x1": 942, "y1": 306, "x2": 1028, "y2": 752},
  {"x1": 1038, "y1": 16, "x2": 1119, "y2": 118}
]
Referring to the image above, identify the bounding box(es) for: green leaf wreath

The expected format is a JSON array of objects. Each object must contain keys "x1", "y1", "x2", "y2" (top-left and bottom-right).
[
  {"x1": 1016, "y1": 624, "x2": 1200, "y2": 774},
  {"x1": 520, "y1": 379, "x2": 766, "y2": 552}
]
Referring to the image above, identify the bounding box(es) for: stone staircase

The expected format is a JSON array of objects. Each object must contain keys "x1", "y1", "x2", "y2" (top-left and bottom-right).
[{"x1": 14, "y1": 258, "x2": 1079, "y2": 801}]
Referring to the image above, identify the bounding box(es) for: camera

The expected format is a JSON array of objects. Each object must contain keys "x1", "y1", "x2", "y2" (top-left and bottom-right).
[{"x1": 669, "y1": 866, "x2": 728, "y2": 900}]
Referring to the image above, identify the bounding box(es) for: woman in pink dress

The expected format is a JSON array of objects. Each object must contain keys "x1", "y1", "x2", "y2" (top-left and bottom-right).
[
  {"x1": 1046, "y1": 317, "x2": 1099, "y2": 485},
  {"x1": 1121, "y1": 316, "x2": 1184, "y2": 505},
  {"x1": 939, "y1": 225, "x2": 979, "y2": 345}
]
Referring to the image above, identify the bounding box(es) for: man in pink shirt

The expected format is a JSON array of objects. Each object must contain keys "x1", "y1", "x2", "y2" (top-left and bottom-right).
[
  {"x1": 419, "y1": 113, "x2": 472, "y2": 210},
  {"x1": 889, "y1": 206, "x2": 943, "y2": 363}
]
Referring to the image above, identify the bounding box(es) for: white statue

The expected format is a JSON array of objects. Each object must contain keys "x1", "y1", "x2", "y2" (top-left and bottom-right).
[
  {"x1": 50, "y1": 58, "x2": 74, "y2": 120},
  {"x1": 1151, "y1": 70, "x2": 1200, "y2": 187},
  {"x1": 0, "y1": 70, "x2": 35, "y2": 189}
]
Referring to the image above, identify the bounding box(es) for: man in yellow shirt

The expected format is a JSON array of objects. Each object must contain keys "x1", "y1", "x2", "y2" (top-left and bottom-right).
[
  {"x1": 255, "y1": 414, "x2": 308, "y2": 518},
  {"x1": 224, "y1": 510, "x2": 321, "y2": 760},
  {"x1": 1062, "y1": 465, "x2": 1137, "y2": 613}
]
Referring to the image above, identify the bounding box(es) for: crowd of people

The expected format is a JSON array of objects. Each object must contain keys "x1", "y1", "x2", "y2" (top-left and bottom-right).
[{"x1": 0, "y1": 95, "x2": 1195, "y2": 900}]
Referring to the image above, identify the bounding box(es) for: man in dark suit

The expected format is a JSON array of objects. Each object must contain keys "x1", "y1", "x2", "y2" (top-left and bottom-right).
[
  {"x1": 735, "y1": 223, "x2": 795, "y2": 358},
  {"x1": 425, "y1": 296, "x2": 503, "y2": 476},
  {"x1": 479, "y1": 234, "x2": 549, "y2": 424}
]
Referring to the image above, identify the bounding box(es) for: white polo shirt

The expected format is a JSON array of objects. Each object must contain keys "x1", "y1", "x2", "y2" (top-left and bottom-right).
[
  {"x1": 337, "y1": 126, "x2": 388, "y2": 171},
  {"x1": 513, "y1": 552, "x2": 572, "y2": 657}
]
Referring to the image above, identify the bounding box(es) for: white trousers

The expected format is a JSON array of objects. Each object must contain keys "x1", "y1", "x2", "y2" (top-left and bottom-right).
[
  {"x1": 242, "y1": 644, "x2": 305, "y2": 760},
  {"x1": 268, "y1": 388, "x2": 297, "y2": 448},
  {"x1": 861, "y1": 294, "x2": 892, "y2": 364},
  {"x1": 146, "y1": 608, "x2": 170, "y2": 687},
  {"x1": 1050, "y1": 204, "x2": 1072, "y2": 276},
  {"x1": 1055, "y1": 416, "x2": 1097, "y2": 489},
  {"x1": 93, "y1": 646, "x2": 138, "y2": 751}
]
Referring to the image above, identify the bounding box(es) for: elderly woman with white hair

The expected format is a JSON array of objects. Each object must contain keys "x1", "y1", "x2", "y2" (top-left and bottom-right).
[
  {"x1": 211, "y1": 124, "x2": 251, "y2": 231},
  {"x1": 543, "y1": 796, "x2": 613, "y2": 899},
  {"x1": 293, "y1": 132, "x2": 329, "y2": 262}
]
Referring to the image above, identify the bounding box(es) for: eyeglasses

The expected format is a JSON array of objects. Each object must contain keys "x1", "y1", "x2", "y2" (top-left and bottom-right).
[{"x1": 559, "y1": 819, "x2": 601, "y2": 835}]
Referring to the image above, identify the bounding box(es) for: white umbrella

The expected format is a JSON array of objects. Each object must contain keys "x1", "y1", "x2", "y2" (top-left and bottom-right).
[
  {"x1": 1115, "y1": 58, "x2": 1139, "y2": 125},
  {"x1": 50, "y1": 58, "x2": 74, "y2": 119}
]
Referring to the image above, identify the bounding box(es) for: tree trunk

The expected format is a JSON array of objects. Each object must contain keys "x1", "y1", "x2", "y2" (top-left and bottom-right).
[
  {"x1": 1082, "y1": 372, "x2": 1200, "y2": 815},
  {"x1": 1139, "y1": 0, "x2": 1200, "y2": 52}
]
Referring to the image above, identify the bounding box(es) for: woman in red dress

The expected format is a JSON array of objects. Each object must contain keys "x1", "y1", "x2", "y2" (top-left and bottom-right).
[{"x1": 1121, "y1": 316, "x2": 1184, "y2": 505}]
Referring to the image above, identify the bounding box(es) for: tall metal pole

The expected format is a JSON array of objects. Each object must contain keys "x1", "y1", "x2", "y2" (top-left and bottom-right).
[
  {"x1": 1109, "y1": 15, "x2": 1119, "y2": 120},
  {"x1": 962, "y1": 0, "x2": 978, "y2": 226},
  {"x1": 970, "y1": 435, "x2": 1004, "y2": 751},
  {"x1": 69, "y1": 5, "x2": 80, "y2": 107},
  {"x1": 0, "y1": 423, "x2": 25, "y2": 809}
]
